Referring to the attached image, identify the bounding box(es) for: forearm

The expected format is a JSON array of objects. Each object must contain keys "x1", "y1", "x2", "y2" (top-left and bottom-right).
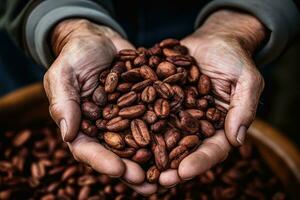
[{"x1": 195, "y1": 10, "x2": 268, "y2": 54}]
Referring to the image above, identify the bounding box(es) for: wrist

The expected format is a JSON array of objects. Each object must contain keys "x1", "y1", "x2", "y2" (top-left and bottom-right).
[
  {"x1": 51, "y1": 19, "x2": 122, "y2": 55},
  {"x1": 194, "y1": 9, "x2": 268, "y2": 53}
]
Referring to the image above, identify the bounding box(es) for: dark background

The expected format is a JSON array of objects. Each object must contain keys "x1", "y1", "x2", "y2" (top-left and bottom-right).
[{"x1": 0, "y1": 0, "x2": 299, "y2": 144}]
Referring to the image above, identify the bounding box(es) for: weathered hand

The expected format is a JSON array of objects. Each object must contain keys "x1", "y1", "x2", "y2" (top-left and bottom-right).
[
  {"x1": 159, "y1": 10, "x2": 267, "y2": 187},
  {"x1": 43, "y1": 19, "x2": 156, "y2": 195}
]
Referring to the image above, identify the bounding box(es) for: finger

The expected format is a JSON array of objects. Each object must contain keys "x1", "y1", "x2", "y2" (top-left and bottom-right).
[
  {"x1": 159, "y1": 169, "x2": 181, "y2": 188},
  {"x1": 225, "y1": 69, "x2": 264, "y2": 146},
  {"x1": 44, "y1": 59, "x2": 81, "y2": 142},
  {"x1": 68, "y1": 132, "x2": 125, "y2": 177},
  {"x1": 122, "y1": 159, "x2": 145, "y2": 184},
  {"x1": 123, "y1": 181, "x2": 157, "y2": 196},
  {"x1": 178, "y1": 131, "x2": 230, "y2": 181}
]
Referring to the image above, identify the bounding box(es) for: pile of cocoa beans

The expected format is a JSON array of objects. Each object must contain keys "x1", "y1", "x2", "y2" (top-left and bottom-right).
[
  {"x1": 0, "y1": 125, "x2": 287, "y2": 199},
  {"x1": 80, "y1": 38, "x2": 227, "y2": 183}
]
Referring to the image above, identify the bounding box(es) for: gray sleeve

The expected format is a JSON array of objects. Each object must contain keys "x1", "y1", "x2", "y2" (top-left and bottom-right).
[
  {"x1": 195, "y1": 0, "x2": 300, "y2": 66},
  {"x1": 26, "y1": 0, "x2": 126, "y2": 67}
]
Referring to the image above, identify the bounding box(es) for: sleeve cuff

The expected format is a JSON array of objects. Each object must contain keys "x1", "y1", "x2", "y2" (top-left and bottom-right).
[
  {"x1": 25, "y1": 0, "x2": 127, "y2": 67},
  {"x1": 195, "y1": 0, "x2": 300, "y2": 66}
]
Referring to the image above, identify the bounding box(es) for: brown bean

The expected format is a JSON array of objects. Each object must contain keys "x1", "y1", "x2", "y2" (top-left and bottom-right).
[
  {"x1": 131, "y1": 79, "x2": 153, "y2": 92},
  {"x1": 185, "y1": 109, "x2": 205, "y2": 119},
  {"x1": 156, "y1": 61, "x2": 177, "y2": 79},
  {"x1": 124, "y1": 134, "x2": 139, "y2": 149},
  {"x1": 178, "y1": 111, "x2": 199, "y2": 134},
  {"x1": 151, "y1": 119, "x2": 167, "y2": 133},
  {"x1": 132, "y1": 148, "x2": 152, "y2": 164},
  {"x1": 121, "y1": 68, "x2": 142, "y2": 82},
  {"x1": 152, "y1": 134, "x2": 169, "y2": 171},
  {"x1": 119, "y1": 105, "x2": 146, "y2": 119},
  {"x1": 187, "y1": 65, "x2": 200, "y2": 83},
  {"x1": 179, "y1": 135, "x2": 200, "y2": 149},
  {"x1": 105, "y1": 72, "x2": 119, "y2": 93},
  {"x1": 131, "y1": 119, "x2": 151, "y2": 147},
  {"x1": 153, "y1": 81, "x2": 174, "y2": 99},
  {"x1": 146, "y1": 166, "x2": 160, "y2": 183},
  {"x1": 117, "y1": 91, "x2": 137, "y2": 107},
  {"x1": 104, "y1": 132, "x2": 125, "y2": 150},
  {"x1": 92, "y1": 85, "x2": 107, "y2": 106},
  {"x1": 116, "y1": 82, "x2": 132, "y2": 93},
  {"x1": 198, "y1": 74, "x2": 211, "y2": 95},
  {"x1": 142, "y1": 110, "x2": 158, "y2": 124},
  {"x1": 102, "y1": 104, "x2": 119, "y2": 120},
  {"x1": 164, "y1": 128, "x2": 181, "y2": 150},
  {"x1": 169, "y1": 145, "x2": 189, "y2": 169},
  {"x1": 206, "y1": 108, "x2": 221, "y2": 122},
  {"x1": 154, "y1": 98, "x2": 170, "y2": 118},
  {"x1": 81, "y1": 101, "x2": 101, "y2": 120},
  {"x1": 199, "y1": 120, "x2": 215, "y2": 137},
  {"x1": 140, "y1": 65, "x2": 158, "y2": 80},
  {"x1": 106, "y1": 117, "x2": 130, "y2": 132},
  {"x1": 141, "y1": 86, "x2": 157, "y2": 103}
]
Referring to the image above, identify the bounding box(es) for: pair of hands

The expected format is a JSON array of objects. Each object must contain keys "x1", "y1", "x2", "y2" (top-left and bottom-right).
[{"x1": 44, "y1": 10, "x2": 266, "y2": 195}]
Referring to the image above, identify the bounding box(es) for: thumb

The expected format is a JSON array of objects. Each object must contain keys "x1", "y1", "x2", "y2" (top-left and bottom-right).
[
  {"x1": 225, "y1": 70, "x2": 264, "y2": 146},
  {"x1": 43, "y1": 59, "x2": 81, "y2": 142}
]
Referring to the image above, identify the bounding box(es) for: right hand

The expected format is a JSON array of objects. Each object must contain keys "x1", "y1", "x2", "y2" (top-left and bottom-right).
[{"x1": 43, "y1": 19, "x2": 157, "y2": 196}]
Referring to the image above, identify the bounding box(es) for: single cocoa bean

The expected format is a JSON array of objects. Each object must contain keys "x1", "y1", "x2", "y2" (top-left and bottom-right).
[
  {"x1": 169, "y1": 145, "x2": 189, "y2": 169},
  {"x1": 106, "y1": 117, "x2": 130, "y2": 132},
  {"x1": 111, "y1": 61, "x2": 126, "y2": 76},
  {"x1": 146, "y1": 166, "x2": 160, "y2": 183},
  {"x1": 104, "y1": 132, "x2": 125, "y2": 150},
  {"x1": 179, "y1": 135, "x2": 200, "y2": 149},
  {"x1": 156, "y1": 61, "x2": 177, "y2": 79},
  {"x1": 140, "y1": 65, "x2": 158, "y2": 81},
  {"x1": 166, "y1": 55, "x2": 192, "y2": 66},
  {"x1": 92, "y1": 85, "x2": 107, "y2": 106},
  {"x1": 196, "y1": 98, "x2": 208, "y2": 110},
  {"x1": 173, "y1": 45, "x2": 188, "y2": 55},
  {"x1": 187, "y1": 65, "x2": 200, "y2": 83},
  {"x1": 199, "y1": 120, "x2": 215, "y2": 137},
  {"x1": 102, "y1": 104, "x2": 119, "y2": 120},
  {"x1": 141, "y1": 86, "x2": 157, "y2": 103},
  {"x1": 152, "y1": 134, "x2": 169, "y2": 171},
  {"x1": 163, "y1": 72, "x2": 186, "y2": 84},
  {"x1": 153, "y1": 81, "x2": 174, "y2": 99},
  {"x1": 131, "y1": 119, "x2": 151, "y2": 147},
  {"x1": 105, "y1": 72, "x2": 119, "y2": 93},
  {"x1": 125, "y1": 60, "x2": 133, "y2": 71},
  {"x1": 121, "y1": 68, "x2": 142, "y2": 82},
  {"x1": 124, "y1": 134, "x2": 139, "y2": 149},
  {"x1": 184, "y1": 86, "x2": 198, "y2": 108},
  {"x1": 81, "y1": 101, "x2": 101, "y2": 120},
  {"x1": 132, "y1": 148, "x2": 152, "y2": 164},
  {"x1": 148, "y1": 44, "x2": 162, "y2": 56},
  {"x1": 117, "y1": 91, "x2": 137, "y2": 107},
  {"x1": 164, "y1": 128, "x2": 181, "y2": 150},
  {"x1": 154, "y1": 98, "x2": 170, "y2": 118},
  {"x1": 119, "y1": 105, "x2": 146, "y2": 119},
  {"x1": 162, "y1": 48, "x2": 181, "y2": 57},
  {"x1": 119, "y1": 49, "x2": 137, "y2": 60},
  {"x1": 198, "y1": 74, "x2": 211, "y2": 95}
]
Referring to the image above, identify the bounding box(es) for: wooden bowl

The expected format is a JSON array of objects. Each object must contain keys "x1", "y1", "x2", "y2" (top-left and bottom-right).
[{"x1": 1, "y1": 83, "x2": 300, "y2": 199}]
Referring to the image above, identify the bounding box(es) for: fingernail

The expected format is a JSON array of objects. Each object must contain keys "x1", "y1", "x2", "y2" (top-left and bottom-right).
[
  {"x1": 60, "y1": 119, "x2": 67, "y2": 142},
  {"x1": 237, "y1": 126, "x2": 247, "y2": 145}
]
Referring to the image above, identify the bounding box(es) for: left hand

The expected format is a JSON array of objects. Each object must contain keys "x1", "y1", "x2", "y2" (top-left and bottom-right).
[{"x1": 159, "y1": 9, "x2": 267, "y2": 188}]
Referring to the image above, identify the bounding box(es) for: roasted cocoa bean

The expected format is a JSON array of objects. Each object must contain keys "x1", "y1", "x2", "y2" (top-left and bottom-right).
[
  {"x1": 117, "y1": 91, "x2": 137, "y2": 107},
  {"x1": 197, "y1": 98, "x2": 208, "y2": 110},
  {"x1": 99, "y1": 69, "x2": 110, "y2": 85},
  {"x1": 131, "y1": 119, "x2": 151, "y2": 147},
  {"x1": 163, "y1": 72, "x2": 186, "y2": 84},
  {"x1": 106, "y1": 117, "x2": 130, "y2": 132},
  {"x1": 141, "y1": 86, "x2": 157, "y2": 103},
  {"x1": 187, "y1": 65, "x2": 200, "y2": 83},
  {"x1": 121, "y1": 68, "x2": 142, "y2": 82},
  {"x1": 132, "y1": 148, "x2": 152, "y2": 164},
  {"x1": 149, "y1": 56, "x2": 161, "y2": 68},
  {"x1": 162, "y1": 48, "x2": 181, "y2": 57},
  {"x1": 152, "y1": 134, "x2": 169, "y2": 171},
  {"x1": 179, "y1": 135, "x2": 200, "y2": 149},
  {"x1": 102, "y1": 104, "x2": 119, "y2": 120},
  {"x1": 107, "y1": 92, "x2": 121, "y2": 103},
  {"x1": 111, "y1": 61, "x2": 126, "y2": 76},
  {"x1": 179, "y1": 111, "x2": 199, "y2": 134},
  {"x1": 119, "y1": 105, "x2": 146, "y2": 119},
  {"x1": 104, "y1": 132, "x2": 125, "y2": 150},
  {"x1": 133, "y1": 54, "x2": 147, "y2": 66},
  {"x1": 185, "y1": 109, "x2": 205, "y2": 119},
  {"x1": 156, "y1": 61, "x2": 177, "y2": 79},
  {"x1": 95, "y1": 119, "x2": 108, "y2": 130},
  {"x1": 92, "y1": 85, "x2": 107, "y2": 106},
  {"x1": 140, "y1": 65, "x2": 158, "y2": 81},
  {"x1": 146, "y1": 166, "x2": 160, "y2": 183},
  {"x1": 199, "y1": 120, "x2": 215, "y2": 137},
  {"x1": 124, "y1": 134, "x2": 139, "y2": 149},
  {"x1": 198, "y1": 74, "x2": 211, "y2": 95},
  {"x1": 153, "y1": 81, "x2": 174, "y2": 99},
  {"x1": 169, "y1": 145, "x2": 189, "y2": 169},
  {"x1": 159, "y1": 38, "x2": 180, "y2": 48},
  {"x1": 166, "y1": 55, "x2": 192, "y2": 66},
  {"x1": 154, "y1": 98, "x2": 170, "y2": 118},
  {"x1": 105, "y1": 72, "x2": 119, "y2": 93},
  {"x1": 118, "y1": 49, "x2": 137, "y2": 60},
  {"x1": 81, "y1": 101, "x2": 101, "y2": 120},
  {"x1": 164, "y1": 128, "x2": 181, "y2": 150},
  {"x1": 184, "y1": 87, "x2": 198, "y2": 108}
]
